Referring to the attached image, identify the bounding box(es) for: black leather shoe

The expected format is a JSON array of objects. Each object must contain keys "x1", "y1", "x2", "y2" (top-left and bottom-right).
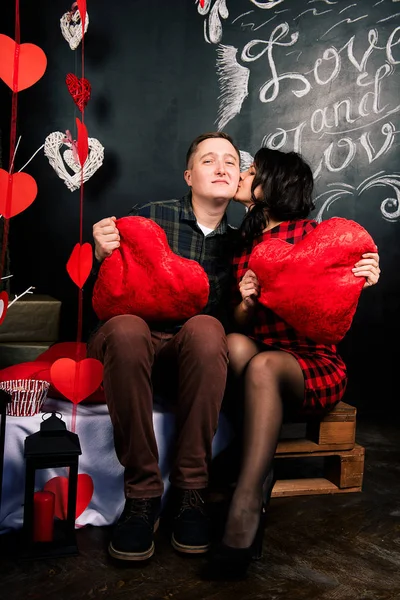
[
  {"x1": 171, "y1": 489, "x2": 210, "y2": 554},
  {"x1": 109, "y1": 497, "x2": 161, "y2": 561}
]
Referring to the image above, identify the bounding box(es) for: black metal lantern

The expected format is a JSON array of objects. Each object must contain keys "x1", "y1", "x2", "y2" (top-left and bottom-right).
[
  {"x1": 0, "y1": 389, "x2": 11, "y2": 514},
  {"x1": 23, "y1": 412, "x2": 82, "y2": 558}
]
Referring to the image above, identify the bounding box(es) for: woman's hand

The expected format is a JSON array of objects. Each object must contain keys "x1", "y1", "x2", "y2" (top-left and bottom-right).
[
  {"x1": 239, "y1": 269, "x2": 260, "y2": 310},
  {"x1": 352, "y1": 252, "x2": 380, "y2": 289}
]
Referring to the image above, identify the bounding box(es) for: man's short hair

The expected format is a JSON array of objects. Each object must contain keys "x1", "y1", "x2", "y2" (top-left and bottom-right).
[{"x1": 185, "y1": 132, "x2": 241, "y2": 168}]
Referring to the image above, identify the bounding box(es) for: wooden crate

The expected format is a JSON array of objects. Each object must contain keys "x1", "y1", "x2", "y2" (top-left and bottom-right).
[
  {"x1": 271, "y1": 402, "x2": 363, "y2": 498},
  {"x1": 271, "y1": 444, "x2": 365, "y2": 498},
  {"x1": 276, "y1": 401, "x2": 356, "y2": 455}
]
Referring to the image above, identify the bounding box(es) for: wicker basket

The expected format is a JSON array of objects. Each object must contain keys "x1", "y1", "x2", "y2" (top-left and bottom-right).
[{"x1": 0, "y1": 379, "x2": 50, "y2": 417}]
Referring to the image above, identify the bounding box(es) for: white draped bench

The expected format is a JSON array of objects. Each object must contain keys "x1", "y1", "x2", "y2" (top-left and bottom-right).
[{"x1": 0, "y1": 397, "x2": 232, "y2": 533}]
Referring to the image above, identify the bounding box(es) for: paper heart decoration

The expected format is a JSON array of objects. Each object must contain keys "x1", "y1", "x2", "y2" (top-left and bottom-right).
[
  {"x1": 248, "y1": 218, "x2": 376, "y2": 344},
  {"x1": 67, "y1": 243, "x2": 93, "y2": 288},
  {"x1": 44, "y1": 474, "x2": 94, "y2": 520},
  {"x1": 0, "y1": 34, "x2": 47, "y2": 92},
  {"x1": 50, "y1": 358, "x2": 103, "y2": 404},
  {"x1": 44, "y1": 131, "x2": 104, "y2": 192},
  {"x1": 77, "y1": 0, "x2": 87, "y2": 35},
  {"x1": 76, "y1": 118, "x2": 88, "y2": 166},
  {"x1": 0, "y1": 169, "x2": 38, "y2": 218},
  {"x1": 0, "y1": 291, "x2": 9, "y2": 326},
  {"x1": 60, "y1": 9, "x2": 89, "y2": 50},
  {"x1": 36, "y1": 342, "x2": 106, "y2": 403},
  {"x1": 66, "y1": 73, "x2": 91, "y2": 112},
  {"x1": 92, "y1": 216, "x2": 210, "y2": 322}
]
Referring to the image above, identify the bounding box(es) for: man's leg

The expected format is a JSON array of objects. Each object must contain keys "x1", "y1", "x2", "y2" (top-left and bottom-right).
[
  {"x1": 88, "y1": 315, "x2": 163, "y2": 560},
  {"x1": 156, "y1": 315, "x2": 228, "y2": 553}
]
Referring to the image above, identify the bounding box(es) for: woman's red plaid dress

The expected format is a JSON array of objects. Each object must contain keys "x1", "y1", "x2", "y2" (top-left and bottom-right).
[{"x1": 232, "y1": 219, "x2": 347, "y2": 414}]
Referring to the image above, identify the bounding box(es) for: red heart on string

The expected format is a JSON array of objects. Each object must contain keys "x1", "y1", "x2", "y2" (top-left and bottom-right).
[
  {"x1": 0, "y1": 34, "x2": 47, "y2": 92},
  {"x1": 0, "y1": 169, "x2": 37, "y2": 218},
  {"x1": 0, "y1": 291, "x2": 8, "y2": 326},
  {"x1": 43, "y1": 474, "x2": 94, "y2": 520},
  {"x1": 76, "y1": 117, "x2": 88, "y2": 167},
  {"x1": 66, "y1": 73, "x2": 91, "y2": 112},
  {"x1": 199, "y1": 0, "x2": 205, "y2": 7},
  {"x1": 66, "y1": 243, "x2": 93, "y2": 288},
  {"x1": 50, "y1": 358, "x2": 103, "y2": 404}
]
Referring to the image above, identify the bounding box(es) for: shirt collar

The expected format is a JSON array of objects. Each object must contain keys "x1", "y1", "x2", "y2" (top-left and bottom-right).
[{"x1": 180, "y1": 192, "x2": 229, "y2": 235}]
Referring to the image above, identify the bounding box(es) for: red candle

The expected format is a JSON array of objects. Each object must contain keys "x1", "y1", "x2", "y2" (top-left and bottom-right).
[{"x1": 33, "y1": 491, "x2": 55, "y2": 542}]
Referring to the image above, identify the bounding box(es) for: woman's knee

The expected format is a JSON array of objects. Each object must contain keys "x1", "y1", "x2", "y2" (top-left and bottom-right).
[
  {"x1": 227, "y1": 333, "x2": 259, "y2": 375},
  {"x1": 245, "y1": 352, "x2": 281, "y2": 387}
]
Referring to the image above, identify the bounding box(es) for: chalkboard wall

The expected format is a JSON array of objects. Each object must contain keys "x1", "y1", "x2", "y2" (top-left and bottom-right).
[{"x1": 1, "y1": 0, "x2": 399, "y2": 415}]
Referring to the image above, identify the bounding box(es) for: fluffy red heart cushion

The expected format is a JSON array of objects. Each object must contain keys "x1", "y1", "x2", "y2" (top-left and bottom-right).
[
  {"x1": 248, "y1": 217, "x2": 376, "y2": 344},
  {"x1": 92, "y1": 216, "x2": 210, "y2": 322}
]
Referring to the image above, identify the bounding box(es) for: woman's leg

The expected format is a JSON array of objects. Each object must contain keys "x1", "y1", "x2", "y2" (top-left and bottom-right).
[{"x1": 223, "y1": 349, "x2": 305, "y2": 549}]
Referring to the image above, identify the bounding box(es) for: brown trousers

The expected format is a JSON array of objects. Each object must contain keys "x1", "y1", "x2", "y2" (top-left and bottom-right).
[{"x1": 88, "y1": 314, "x2": 228, "y2": 498}]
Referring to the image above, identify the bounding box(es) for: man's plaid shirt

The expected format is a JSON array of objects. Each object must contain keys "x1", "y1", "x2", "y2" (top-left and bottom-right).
[{"x1": 129, "y1": 193, "x2": 237, "y2": 329}]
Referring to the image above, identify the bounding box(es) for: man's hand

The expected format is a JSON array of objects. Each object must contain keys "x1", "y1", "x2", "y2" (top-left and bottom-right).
[
  {"x1": 239, "y1": 269, "x2": 260, "y2": 310},
  {"x1": 93, "y1": 216, "x2": 120, "y2": 262}
]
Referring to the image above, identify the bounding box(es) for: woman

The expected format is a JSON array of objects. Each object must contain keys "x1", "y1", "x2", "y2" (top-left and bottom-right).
[{"x1": 205, "y1": 148, "x2": 380, "y2": 579}]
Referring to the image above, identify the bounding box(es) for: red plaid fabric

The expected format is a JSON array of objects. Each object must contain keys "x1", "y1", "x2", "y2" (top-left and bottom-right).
[{"x1": 232, "y1": 219, "x2": 347, "y2": 413}]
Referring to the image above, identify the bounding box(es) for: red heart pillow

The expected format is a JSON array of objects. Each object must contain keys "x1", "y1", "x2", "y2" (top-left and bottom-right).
[
  {"x1": 248, "y1": 218, "x2": 376, "y2": 344},
  {"x1": 92, "y1": 216, "x2": 210, "y2": 322}
]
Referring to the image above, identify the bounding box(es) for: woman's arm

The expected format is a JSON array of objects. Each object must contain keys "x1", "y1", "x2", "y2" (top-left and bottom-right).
[
  {"x1": 233, "y1": 269, "x2": 260, "y2": 328},
  {"x1": 352, "y1": 252, "x2": 380, "y2": 289}
]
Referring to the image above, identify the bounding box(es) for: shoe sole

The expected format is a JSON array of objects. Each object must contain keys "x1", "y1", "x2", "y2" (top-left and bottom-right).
[
  {"x1": 171, "y1": 533, "x2": 210, "y2": 555},
  {"x1": 108, "y1": 518, "x2": 159, "y2": 561}
]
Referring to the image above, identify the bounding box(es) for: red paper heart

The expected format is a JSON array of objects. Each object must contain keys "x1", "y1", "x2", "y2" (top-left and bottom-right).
[
  {"x1": 50, "y1": 358, "x2": 103, "y2": 404},
  {"x1": 66, "y1": 73, "x2": 91, "y2": 112},
  {"x1": 92, "y1": 216, "x2": 210, "y2": 322},
  {"x1": 0, "y1": 34, "x2": 47, "y2": 92},
  {"x1": 66, "y1": 243, "x2": 93, "y2": 288},
  {"x1": 248, "y1": 218, "x2": 376, "y2": 344},
  {"x1": 76, "y1": 117, "x2": 88, "y2": 167},
  {"x1": 43, "y1": 474, "x2": 94, "y2": 520},
  {"x1": 0, "y1": 170, "x2": 37, "y2": 218},
  {"x1": 200, "y1": 0, "x2": 205, "y2": 7},
  {"x1": 0, "y1": 291, "x2": 8, "y2": 326}
]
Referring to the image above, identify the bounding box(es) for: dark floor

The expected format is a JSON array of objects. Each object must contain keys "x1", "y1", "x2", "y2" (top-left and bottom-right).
[{"x1": 0, "y1": 416, "x2": 399, "y2": 600}]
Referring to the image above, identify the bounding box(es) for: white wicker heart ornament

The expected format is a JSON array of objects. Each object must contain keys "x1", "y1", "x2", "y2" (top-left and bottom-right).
[
  {"x1": 60, "y1": 9, "x2": 89, "y2": 50},
  {"x1": 44, "y1": 131, "x2": 104, "y2": 192}
]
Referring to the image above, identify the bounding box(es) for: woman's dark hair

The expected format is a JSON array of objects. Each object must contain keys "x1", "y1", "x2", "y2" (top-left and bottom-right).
[{"x1": 239, "y1": 148, "x2": 315, "y2": 245}]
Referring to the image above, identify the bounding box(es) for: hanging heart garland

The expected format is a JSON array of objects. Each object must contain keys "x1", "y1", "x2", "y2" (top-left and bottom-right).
[
  {"x1": 44, "y1": 131, "x2": 104, "y2": 192},
  {"x1": 66, "y1": 73, "x2": 91, "y2": 112},
  {"x1": 60, "y1": 8, "x2": 89, "y2": 50}
]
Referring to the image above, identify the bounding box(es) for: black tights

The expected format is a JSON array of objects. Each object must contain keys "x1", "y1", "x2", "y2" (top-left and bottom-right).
[{"x1": 224, "y1": 333, "x2": 305, "y2": 549}]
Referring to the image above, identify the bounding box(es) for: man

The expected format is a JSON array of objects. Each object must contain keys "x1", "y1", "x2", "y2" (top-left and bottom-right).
[{"x1": 89, "y1": 132, "x2": 241, "y2": 561}]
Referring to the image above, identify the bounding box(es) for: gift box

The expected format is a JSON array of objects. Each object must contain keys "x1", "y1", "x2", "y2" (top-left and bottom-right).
[
  {"x1": 0, "y1": 379, "x2": 50, "y2": 416},
  {"x1": 0, "y1": 295, "x2": 61, "y2": 342},
  {"x1": 0, "y1": 342, "x2": 52, "y2": 369}
]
